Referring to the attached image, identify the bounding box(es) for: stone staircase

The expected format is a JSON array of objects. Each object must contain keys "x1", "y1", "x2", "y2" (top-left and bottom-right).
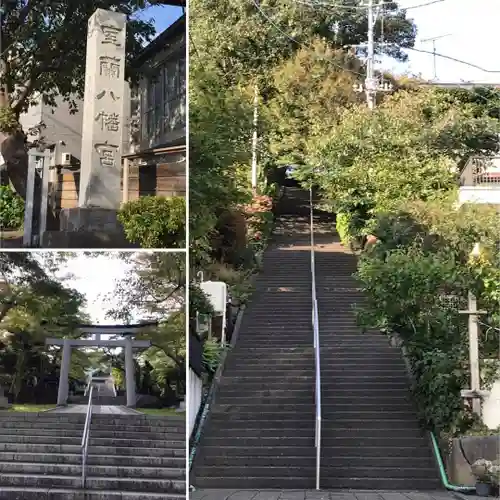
[
  {"x1": 314, "y1": 213, "x2": 441, "y2": 490},
  {"x1": 192, "y1": 188, "x2": 317, "y2": 488},
  {"x1": 0, "y1": 411, "x2": 186, "y2": 499},
  {"x1": 192, "y1": 187, "x2": 441, "y2": 490}
]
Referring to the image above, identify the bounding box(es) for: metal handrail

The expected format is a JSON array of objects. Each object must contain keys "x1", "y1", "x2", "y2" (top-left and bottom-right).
[
  {"x1": 309, "y1": 187, "x2": 321, "y2": 490},
  {"x1": 81, "y1": 384, "x2": 94, "y2": 488}
]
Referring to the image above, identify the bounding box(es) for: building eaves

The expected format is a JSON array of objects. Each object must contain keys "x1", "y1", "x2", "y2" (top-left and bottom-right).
[{"x1": 131, "y1": 14, "x2": 185, "y2": 69}]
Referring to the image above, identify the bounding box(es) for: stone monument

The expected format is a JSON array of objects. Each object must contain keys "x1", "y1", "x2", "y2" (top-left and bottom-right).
[{"x1": 46, "y1": 9, "x2": 131, "y2": 247}]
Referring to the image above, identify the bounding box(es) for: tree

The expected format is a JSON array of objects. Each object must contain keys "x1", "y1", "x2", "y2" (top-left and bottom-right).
[
  {"x1": 189, "y1": 66, "x2": 254, "y2": 264},
  {"x1": 190, "y1": 0, "x2": 417, "y2": 166},
  {"x1": 0, "y1": 252, "x2": 89, "y2": 402},
  {"x1": 300, "y1": 88, "x2": 500, "y2": 220},
  {"x1": 0, "y1": 0, "x2": 160, "y2": 200},
  {"x1": 190, "y1": 0, "x2": 416, "y2": 87},
  {"x1": 105, "y1": 252, "x2": 186, "y2": 397},
  {"x1": 266, "y1": 38, "x2": 364, "y2": 166}
]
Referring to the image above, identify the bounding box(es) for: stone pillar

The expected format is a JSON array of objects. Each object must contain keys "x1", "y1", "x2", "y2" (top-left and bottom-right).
[
  {"x1": 57, "y1": 339, "x2": 71, "y2": 406},
  {"x1": 60, "y1": 9, "x2": 127, "y2": 233},
  {"x1": 124, "y1": 337, "x2": 136, "y2": 407}
]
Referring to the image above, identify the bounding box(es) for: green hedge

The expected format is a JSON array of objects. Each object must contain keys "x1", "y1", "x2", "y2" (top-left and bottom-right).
[
  {"x1": 118, "y1": 195, "x2": 185, "y2": 248},
  {"x1": 0, "y1": 186, "x2": 24, "y2": 230}
]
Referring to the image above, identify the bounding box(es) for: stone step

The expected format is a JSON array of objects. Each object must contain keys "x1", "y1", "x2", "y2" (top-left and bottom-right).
[
  {"x1": 199, "y1": 454, "x2": 435, "y2": 468},
  {"x1": 0, "y1": 474, "x2": 185, "y2": 493},
  {"x1": 210, "y1": 412, "x2": 313, "y2": 422},
  {"x1": 0, "y1": 443, "x2": 184, "y2": 457},
  {"x1": 0, "y1": 414, "x2": 185, "y2": 427},
  {"x1": 199, "y1": 444, "x2": 433, "y2": 458},
  {"x1": 202, "y1": 435, "x2": 430, "y2": 448},
  {"x1": 207, "y1": 426, "x2": 424, "y2": 439},
  {"x1": 0, "y1": 421, "x2": 184, "y2": 433},
  {"x1": 0, "y1": 452, "x2": 185, "y2": 468},
  {"x1": 0, "y1": 435, "x2": 184, "y2": 448},
  {"x1": 226, "y1": 368, "x2": 316, "y2": 375},
  {"x1": 193, "y1": 476, "x2": 441, "y2": 490},
  {"x1": 219, "y1": 377, "x2": 315, "y2": 385},
  {"x1": 0, "y1": 487, "x2": 185, "y2": 499},
  {"x1": 0, "y1": 428, "x2": 183, "y2": 440},
  {"x1": 195, "y1": 465, "x2": 438, "y2": 479},
  {"x1": 205, "y1": 419, "x2": 314, "y2": 430},
  {"x1": 0, "y1": 461, "x2": 185, "y2": 479}
]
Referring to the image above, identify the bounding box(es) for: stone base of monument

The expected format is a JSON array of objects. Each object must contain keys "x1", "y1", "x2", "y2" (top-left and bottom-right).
[{"x1": 42, "y1": 208, "x2": 138, "y2": 248}]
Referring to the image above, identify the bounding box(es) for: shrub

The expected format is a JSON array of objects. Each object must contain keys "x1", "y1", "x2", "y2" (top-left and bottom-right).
[
  {"x1": 355, "y1": 200, "x2": 500, "y2": 436},
  {"x1": 336, "y1": 213, "x2": 351, "y2": 246},
  {"x1": 118, "y1": 196, "x2": 185, "y2": 248},
  {"x1": 0, "y1": 186, "x2": 24, "y2": 230}
]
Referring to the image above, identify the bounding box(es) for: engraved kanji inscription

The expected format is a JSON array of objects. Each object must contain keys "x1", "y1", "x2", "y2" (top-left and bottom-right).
[
  {"x1": 95, "y1": 143, "x2": 118, "y2": 167},
  {"x1": 101, "y1": 25, "x2": 122, "y2": 46},
  {"x1": 99, "y1": 56, "x2": 120, "y2": 78},
  {"x1": 95, "y1": 111, "x2": 120, "y2": 132},
  {"x1": 96, "y1": 90, "x2": 120, "y2": 101}
]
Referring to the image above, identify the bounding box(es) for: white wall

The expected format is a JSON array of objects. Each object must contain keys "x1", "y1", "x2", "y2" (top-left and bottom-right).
[
  {"x1": 483, "y1": 380, "x2": 500, "y2": 429},
  {"x1": 458, "y1": 187, "x2": 500, "y2": 205},
  {"x1": 188, "y1": 368, "x2": 203, "y2": 436}
]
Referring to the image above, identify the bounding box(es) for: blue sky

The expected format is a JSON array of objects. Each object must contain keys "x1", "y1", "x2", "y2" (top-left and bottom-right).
[
  {"x1": 386, "y1": 0, "x2": 500, "y2": 84},
  {"x1": 136, "y1": 4, "x2": 184, "y2": 37}
]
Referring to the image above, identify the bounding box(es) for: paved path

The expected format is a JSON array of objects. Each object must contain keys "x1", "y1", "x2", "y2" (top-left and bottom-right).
[
  {"x1": 48, "y1": 405, "x2": 139, "y2": 414},
  {"x1": 190, "y1": 491, "x2": 457, "y2": 500}
]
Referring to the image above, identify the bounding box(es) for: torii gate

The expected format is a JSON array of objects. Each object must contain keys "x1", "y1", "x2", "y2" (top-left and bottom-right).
[{"x1": 46, "y1": 322, "x2": 156, "y2": 408}]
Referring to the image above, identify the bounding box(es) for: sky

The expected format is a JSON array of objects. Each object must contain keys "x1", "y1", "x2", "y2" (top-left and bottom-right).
[
  {"x1": 136, "y1": 4, "x2": 184, "y2": 38},
  {"x1": 386, "y1": 0, "x2": 500, "y2": 84},
  {"x1": 54, "y1": 254, "x2": 133, "y2": 325},
  {"x1": 141, "y1": 1, "x2": 499, "y2": 84}
]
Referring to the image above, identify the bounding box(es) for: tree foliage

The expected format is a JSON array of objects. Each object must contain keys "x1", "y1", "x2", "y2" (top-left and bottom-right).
[
  {"x1": 0, "y1": 0, "x2": 158, "y2": 117},
  {"x1": 299, "y1": 88, "x2": 500, "y2": 219},
  {"x1": 356, "y1": 200, "x2": 500, "y2": 435},
  {"x1": 0, "y1": 252, "x2": 89, "y2": 402},
  {"x1": 105, "y1": 252, "x2": 186, "y2": 397}
]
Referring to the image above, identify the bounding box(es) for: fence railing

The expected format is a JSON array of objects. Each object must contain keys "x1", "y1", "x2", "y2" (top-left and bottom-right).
[
  {"x1": 309, "y1": 187, "x2": 321, "y2": 490},
  {"x1": 460, "y1": 156, "x2": 500, "y2": 187},
  {"x1": 81, "y1": 384, "x2": 94, "y2": 488}
]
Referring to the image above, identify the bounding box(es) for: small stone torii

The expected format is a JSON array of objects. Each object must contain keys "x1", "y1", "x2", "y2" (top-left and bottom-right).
[{"x1": 46, "y1": 322, "x2": 156, "y2": 408}]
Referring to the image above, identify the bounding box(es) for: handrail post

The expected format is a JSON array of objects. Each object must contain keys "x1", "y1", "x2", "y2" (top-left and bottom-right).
[
  {"x1": 81, "y1": 384, "x2": 94, "y2": 488},
  {"x1": 310, "y1": 186, "x2": 321, "y2": 491}
]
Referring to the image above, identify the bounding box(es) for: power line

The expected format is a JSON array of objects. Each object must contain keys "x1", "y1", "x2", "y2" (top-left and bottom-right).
[
  {"x1": 402, "y1": 46, "x2": 500, "y2": 74},
  {"x1": 294, "y1": 0, "x2": 444, "y2": 11},
  {"x1": 250, "y1": 0, "x2": 365, "y2": 78}
]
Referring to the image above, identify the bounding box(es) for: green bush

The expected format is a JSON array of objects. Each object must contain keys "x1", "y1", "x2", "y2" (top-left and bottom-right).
[
  {"x1": 0, "y1": 186, "x2": 24, "y2": 230},
  {"x1": 118, "y1": 196, "x2": 185, "y2": 248},
  {"x1": 355, "y1": 200, "x2": 500, "y2": 436},
  {"x1": 336, "y1": 212, "x2": 351, "y2": 246}
]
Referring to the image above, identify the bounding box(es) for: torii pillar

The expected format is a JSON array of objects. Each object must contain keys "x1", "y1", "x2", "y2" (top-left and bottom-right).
[{"x1": 46, "y1": 335, "x2": 151, "y2": 407}]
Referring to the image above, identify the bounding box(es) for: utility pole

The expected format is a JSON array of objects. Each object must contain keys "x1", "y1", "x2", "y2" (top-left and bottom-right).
[
  {"x1": 421, "y1": 34, "x2": 452, "y2": 80},
  {"x1": 366, "y1": 0, "x2": 376, "y2": 109},
  {"x1": 352, "y1": 0, "x2": 393, "y2": 109},
  {"x1": 251, "y1": 84, "x2": 259, "y2": 191}
]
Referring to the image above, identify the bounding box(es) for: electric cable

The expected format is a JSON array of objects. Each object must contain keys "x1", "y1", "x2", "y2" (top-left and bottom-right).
[{"x1": 250, "y1": 0, "x2": 366, "y2": 78}]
